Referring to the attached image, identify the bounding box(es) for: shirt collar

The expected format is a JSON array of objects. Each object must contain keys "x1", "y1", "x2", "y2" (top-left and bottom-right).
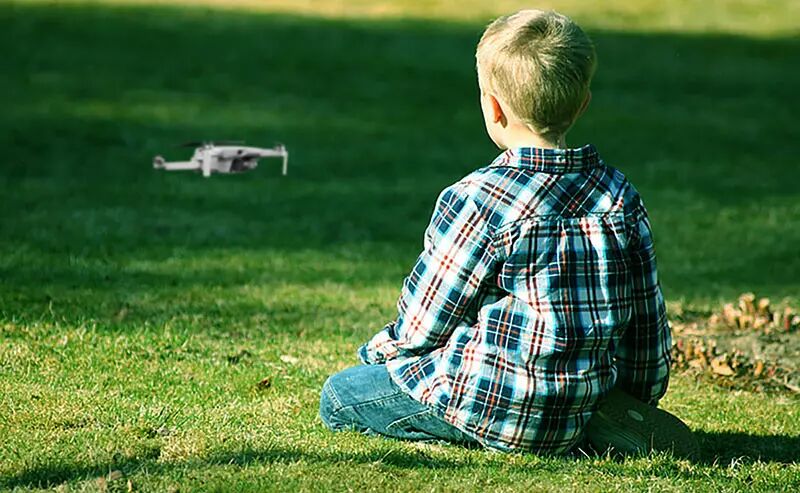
[{"x1": 489, "y1": 144, "x2": 602, "y2": 173}]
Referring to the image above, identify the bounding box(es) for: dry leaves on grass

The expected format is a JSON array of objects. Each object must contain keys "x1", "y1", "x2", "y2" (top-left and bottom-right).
[
  {"x1": 709, "y1": 292, "x2": 800, "y2": 333},
  {"x1": 670, "y1": 293, "x2": 800, "y2": 394}
]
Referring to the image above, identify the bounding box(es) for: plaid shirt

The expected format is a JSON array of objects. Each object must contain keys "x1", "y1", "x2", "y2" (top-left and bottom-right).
[{"x1": 359, "y1": 145, "x2": 671, "y2": 453}]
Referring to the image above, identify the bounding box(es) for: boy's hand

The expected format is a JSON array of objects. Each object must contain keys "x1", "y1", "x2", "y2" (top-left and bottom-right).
[
  {"x1": 358, "y1": 321, "x2": 405, "y2": 364},
  {"x1": 357, "y1": 343, "x2": 375, "y2": 364}
]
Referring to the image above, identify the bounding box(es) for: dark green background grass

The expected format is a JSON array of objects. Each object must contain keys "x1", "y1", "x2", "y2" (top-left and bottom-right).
[{"x1": 1, "y1": 2, "x2": 799, "y2": 491}]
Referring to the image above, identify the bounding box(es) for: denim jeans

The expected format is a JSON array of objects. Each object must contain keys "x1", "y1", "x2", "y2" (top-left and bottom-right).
[{"x1": 319, "y1": 365, "x2": 475, "y2": 444}]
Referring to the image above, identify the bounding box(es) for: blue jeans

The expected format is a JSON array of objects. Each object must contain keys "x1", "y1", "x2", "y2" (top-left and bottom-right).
[{"x1": 320, "y1": 365, "x2": 475, "y2": 444}]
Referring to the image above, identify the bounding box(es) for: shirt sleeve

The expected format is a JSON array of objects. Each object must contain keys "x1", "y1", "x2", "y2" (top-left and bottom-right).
[
  {"x1": 614, "y1": 200, "x2": 672, "y2": 405},
  {"x1": 358, "y1": 185, "x2": 496, "y2": 364}
]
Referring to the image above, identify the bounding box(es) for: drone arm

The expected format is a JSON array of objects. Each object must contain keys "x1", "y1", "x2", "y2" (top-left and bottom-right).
[{"x1": 155, "y1": 160, "x2": 199, "y2": 171}]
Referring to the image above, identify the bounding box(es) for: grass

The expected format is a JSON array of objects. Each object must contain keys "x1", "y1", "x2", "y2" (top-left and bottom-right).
[{"x1": 1, "y1": 0, "x2": 799, "y2": 491}]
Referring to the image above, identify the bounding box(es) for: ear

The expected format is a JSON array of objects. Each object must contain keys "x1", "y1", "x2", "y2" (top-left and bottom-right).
[
  {"x1": 577, "y1": 90, "x2": 592, "y2": 117},
  {"x1": 488, "y1": 94, "x2": 506, "y2": 125}
]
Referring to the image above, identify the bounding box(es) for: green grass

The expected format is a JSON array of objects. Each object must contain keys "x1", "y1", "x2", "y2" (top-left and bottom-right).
[{"x1": 1, "y1": 1, "x2": 799, "y2": 491}]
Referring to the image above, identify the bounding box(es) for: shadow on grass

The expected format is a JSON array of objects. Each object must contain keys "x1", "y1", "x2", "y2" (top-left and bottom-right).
[
  {"x1": 1, "y1": 2, "x2": 799, "y2": 321},
  {"x1": 0, "y1": 445, "x2": 466, "y2": 490},
  {"x1": 4, "y1": 430, "x2": 800, "y2": 489},
  {"x1": 695, "y1": 430, "x2": 800, "y2": 465}
]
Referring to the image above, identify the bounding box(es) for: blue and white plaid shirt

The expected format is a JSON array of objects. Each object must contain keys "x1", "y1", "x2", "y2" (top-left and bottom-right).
[{"x1": 359, "y1": 145, "x2": 671, "y2": 453}]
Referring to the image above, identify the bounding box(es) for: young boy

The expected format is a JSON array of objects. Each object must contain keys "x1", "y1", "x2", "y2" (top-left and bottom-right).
[{"x1": 320, "y1": 9, "x2": 697, "y2": 457}]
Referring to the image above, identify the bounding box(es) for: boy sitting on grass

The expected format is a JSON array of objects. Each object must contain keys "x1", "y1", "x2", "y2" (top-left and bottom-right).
[{"x1": 320, "y1": 9, "x2": 697, "y2": 457}]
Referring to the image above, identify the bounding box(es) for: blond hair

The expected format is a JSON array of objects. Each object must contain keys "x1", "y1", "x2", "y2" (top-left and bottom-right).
[{"x1": 476, "y1": 10, "x2": 596, "y2": 140}]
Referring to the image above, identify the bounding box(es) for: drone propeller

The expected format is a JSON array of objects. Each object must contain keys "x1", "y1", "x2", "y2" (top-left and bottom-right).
[
  {"x1": 178, "y1": 141, "x2": 207, "y2": 148},
  {"x1": 178, "y1": 140, "x2": 245, "y2": 148}
]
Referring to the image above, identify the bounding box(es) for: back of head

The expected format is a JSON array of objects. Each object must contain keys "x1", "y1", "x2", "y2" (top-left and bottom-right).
[{"x1": 476, "y1": 10, "x2": 596, "y2": 141}]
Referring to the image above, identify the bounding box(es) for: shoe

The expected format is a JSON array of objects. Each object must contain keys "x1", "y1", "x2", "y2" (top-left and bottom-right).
[{"x1": 585, "y1": 387, "x2": 700, "y2": 459}]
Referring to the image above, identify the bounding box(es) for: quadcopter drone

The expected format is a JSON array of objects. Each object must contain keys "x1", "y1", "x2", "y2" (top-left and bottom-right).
[{"x1": 153, "y1": 141, "x2": 288, "y2": 177}]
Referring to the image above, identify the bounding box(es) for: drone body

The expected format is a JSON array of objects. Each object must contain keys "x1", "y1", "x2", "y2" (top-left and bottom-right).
[{"x1": 153, "y1": 142, "x2": 288, "y2": 177}]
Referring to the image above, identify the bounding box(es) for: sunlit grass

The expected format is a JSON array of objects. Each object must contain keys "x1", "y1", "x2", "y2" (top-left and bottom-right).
[{"x1": 16, "y1": 0, "x2": 800, "y2": 35}]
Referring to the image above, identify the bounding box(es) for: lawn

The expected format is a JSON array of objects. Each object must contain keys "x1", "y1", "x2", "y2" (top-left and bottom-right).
[{"x1": 1, "y1": 0, "x2": 799, "y2": 491}]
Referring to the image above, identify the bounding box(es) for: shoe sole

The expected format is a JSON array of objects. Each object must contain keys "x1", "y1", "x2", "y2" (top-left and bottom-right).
[{"x1": 586, "y1": 388, "x2": 700, "y2": 459}]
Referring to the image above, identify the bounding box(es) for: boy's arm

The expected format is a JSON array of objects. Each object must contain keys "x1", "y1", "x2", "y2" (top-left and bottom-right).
[
  {"x1": 358, "y1": 185, "x2": 495, "y2": 365},
  {"x1": 614, "y1": 201, "x2": 672, "y2": 405}
]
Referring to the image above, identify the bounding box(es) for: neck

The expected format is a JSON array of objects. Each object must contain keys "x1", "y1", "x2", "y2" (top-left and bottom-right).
[{"x1": 500, "y1": 124, "x2": 565, "y2": 150}]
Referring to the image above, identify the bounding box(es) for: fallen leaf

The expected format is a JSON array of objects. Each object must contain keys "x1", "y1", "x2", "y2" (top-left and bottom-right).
[
  {"x1": 739, "y1": 292, "x2": 756, "y2": 315},
  {"x1": 722, "y1": 303, "x2": 739, "y2": 327},
  {"x1": 693, "y1": 345, "x2": 709, "y2": 368},
  {"x1": 711, "y1": 355, "x2": 735, "y2": 376},
  {"x1": 753, "y1": 360, "x2": 765, "y2": 378},
  {"x1": 256, "y1": 377, "x2": 272, "y2": 390},
  {"x1": 757, "y1": 298, "x2": 771, "y2": 316},
  {"x1": 280, "y1": 355, "x2": 299, "y2": 365},
  {"x1": 682, "y1": 339, "x2": 694, "y2": 361},
  {"x1": 737, "y1": 314, "x2": 753, "y2": 330},
  {"x1": 688, "y1": 358, "x2": 705, "y2": 370},
  {"x1": 783, "y1": 307, "x2": 794, "y2": 331}
]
